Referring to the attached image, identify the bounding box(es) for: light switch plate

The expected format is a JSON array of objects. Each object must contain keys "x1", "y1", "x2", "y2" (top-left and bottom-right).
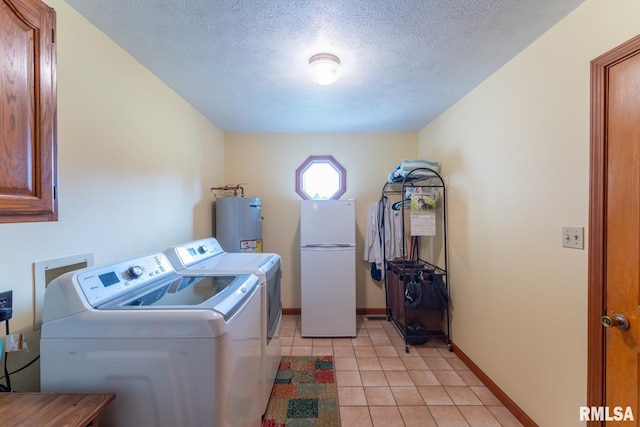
[{"x1": 562, "y1": 226, "x2": 584, "y2": 249}]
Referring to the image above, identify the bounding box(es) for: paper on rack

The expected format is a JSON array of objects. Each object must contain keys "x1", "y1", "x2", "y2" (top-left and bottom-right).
[{"x1": 410, "y1": 193, "x2": 437, "y2": 236}]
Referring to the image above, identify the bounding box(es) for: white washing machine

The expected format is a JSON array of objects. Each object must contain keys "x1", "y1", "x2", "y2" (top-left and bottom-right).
[
  {"x1": 164, "y1": 238, "x2": 282, "y2": 415},
  {"x1": 40, "y1": 253, "x2": 262, "y2": 427}
]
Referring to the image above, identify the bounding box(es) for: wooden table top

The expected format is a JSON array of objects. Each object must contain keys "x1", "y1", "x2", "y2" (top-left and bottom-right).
[{"x1": 0, "y1": 393, "x2": 116, "y2": 427}]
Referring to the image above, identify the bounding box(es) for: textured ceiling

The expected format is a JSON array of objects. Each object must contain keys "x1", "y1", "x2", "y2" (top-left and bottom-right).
[{"x1": 64, "y1": 0, "x2": 585, "y2": 132}]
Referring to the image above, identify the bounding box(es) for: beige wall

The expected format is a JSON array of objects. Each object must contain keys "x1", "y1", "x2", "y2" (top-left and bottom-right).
[
  {"x1": 6, "y1": 0, "x2": 633, "y2": 420},
  {"x1": 418, "y1": 0, "x2": 640, "y2": 425},
  {"x1": 224, "y1": 133, "x2": 417, "y2": 310},
  {"x1": 0, "y1": 0, "x2": 225, "y2": 391}
]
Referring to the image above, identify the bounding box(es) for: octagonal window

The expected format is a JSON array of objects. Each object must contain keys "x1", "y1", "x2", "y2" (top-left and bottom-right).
[{"x1": 295, "y1": 155, "x2": 346, "y2": 200}]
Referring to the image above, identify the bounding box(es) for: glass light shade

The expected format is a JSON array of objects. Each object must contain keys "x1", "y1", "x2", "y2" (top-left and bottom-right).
[{"x1": 308, "y1": 53, "x2": 341, "y2": 85}]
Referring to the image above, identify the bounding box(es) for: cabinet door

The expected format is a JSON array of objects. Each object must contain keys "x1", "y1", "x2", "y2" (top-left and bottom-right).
[{"x1": 0, "y1": 0, "x2": 57, "y2": 223}]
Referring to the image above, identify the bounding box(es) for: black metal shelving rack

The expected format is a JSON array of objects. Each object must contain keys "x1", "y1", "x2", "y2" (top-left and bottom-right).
[{"x1": 381, "y1": 167, "x2": 451, "y2": 353}]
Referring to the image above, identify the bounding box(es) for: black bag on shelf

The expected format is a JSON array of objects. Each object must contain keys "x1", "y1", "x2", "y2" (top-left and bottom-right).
[{"x1": 405, "y1": 272, "x2": 448, "y2": 310}]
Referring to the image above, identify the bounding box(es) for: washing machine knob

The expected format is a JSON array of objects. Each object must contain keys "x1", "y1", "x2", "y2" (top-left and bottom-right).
[
  {"x1": 197, "y1": 245, "x2": 208, "y2": 254},
  {"x1": 127, "y1": 266, "x2": 144, "y2": 279}
]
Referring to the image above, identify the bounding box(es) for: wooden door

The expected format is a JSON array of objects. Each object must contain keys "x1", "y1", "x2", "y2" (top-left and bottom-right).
[
  {"x1": 0, "y1": 0, "x2": 57, "y2": 223},
  {"x1": 589, "y1": 35, "x2": 640, "y2": 425},
  {"x1": 604, "y1": 46, "x2": 640, "y2": 421}
]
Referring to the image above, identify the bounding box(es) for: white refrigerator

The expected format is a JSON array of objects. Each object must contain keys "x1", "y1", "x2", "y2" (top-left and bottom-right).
[{"x1": 300, "y1": 199, "x2": 356, "y2": 337}]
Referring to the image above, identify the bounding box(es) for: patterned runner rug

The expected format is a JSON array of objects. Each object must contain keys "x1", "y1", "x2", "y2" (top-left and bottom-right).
[{"x1": 262, "y1": 355, "x2": 340, "y2": 427}]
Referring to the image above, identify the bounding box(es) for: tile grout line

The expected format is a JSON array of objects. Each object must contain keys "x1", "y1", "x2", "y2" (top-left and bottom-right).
[{"x1": 279, "y1": 315, "x2": 523, "y2": 426}]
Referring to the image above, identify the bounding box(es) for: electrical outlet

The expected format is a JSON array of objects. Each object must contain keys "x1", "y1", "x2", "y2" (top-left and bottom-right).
[{"x1": 0, "y1": 290, "x2": 12, "y2": 309}]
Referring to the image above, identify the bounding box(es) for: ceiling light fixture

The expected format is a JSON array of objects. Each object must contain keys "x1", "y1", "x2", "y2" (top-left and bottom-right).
[{"x1": 308, "y1": 53, "x2": 341, "y2": 85}]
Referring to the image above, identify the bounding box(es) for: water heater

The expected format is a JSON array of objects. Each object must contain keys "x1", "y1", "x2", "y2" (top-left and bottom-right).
[{"x1": 215, "y1": 197, "x2": 263, "y2": 253}]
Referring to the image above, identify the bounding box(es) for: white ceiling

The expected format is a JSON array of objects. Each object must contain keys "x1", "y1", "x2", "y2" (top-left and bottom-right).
[{"x1": 65, "y1": 0, "x2": 585, "y2": 132}]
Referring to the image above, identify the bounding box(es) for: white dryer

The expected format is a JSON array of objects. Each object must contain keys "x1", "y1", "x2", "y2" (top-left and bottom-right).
[
  {"x1": 40, "y1": 253, "x2": 262, "y2": 427},
  {"x1": 164, "y1": 238, "x2": 282, "y2": 415}
]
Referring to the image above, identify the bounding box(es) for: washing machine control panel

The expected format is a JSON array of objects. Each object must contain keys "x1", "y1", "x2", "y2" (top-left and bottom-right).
[
  {"x1": 77, "y1": 253, "x2": 175, "y2": 307},
  {"x1": 168, "y1": 238, "x2": 225, "y2": 268}
]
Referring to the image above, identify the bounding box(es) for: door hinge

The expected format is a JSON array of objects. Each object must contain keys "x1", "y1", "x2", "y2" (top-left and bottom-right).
[
  {"x1": 53, "y1": 185, "x2": 57, "y2": 200},
  {"x1": 52, "y1": 28, "x2": 55, "y2": 44}
]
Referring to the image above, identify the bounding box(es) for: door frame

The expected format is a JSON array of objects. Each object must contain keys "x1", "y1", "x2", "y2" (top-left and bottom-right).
[{"x1": 588, "y1": 34, "x2": 640, "y2": 424}]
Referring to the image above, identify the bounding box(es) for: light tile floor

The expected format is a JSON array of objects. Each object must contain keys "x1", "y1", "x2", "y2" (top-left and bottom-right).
[{"x1": 279, "y1": 314, "x2": 524, "y2": 427}]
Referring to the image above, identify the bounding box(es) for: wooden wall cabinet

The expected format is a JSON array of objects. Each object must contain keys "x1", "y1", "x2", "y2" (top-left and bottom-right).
[{"x1": 1, "y1": 0, "x2": 57, "y2": 223}]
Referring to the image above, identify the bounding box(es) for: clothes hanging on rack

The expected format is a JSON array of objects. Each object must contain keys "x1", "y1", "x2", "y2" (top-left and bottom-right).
[
  {"x1": 385, "y1": 198, "x2": 404, "y2": 261},
  {"x1": 364, "y1": 201, "x2": 383, "y2": 280},
  {"x1": 364, "y1": 197, "x2": 404, "y2": 279}
]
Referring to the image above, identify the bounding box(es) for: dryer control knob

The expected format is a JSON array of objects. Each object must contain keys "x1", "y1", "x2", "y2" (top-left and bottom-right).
[
  {"x1": 127, "y1": 266, "x2": 144, "y2": 279},
  {"x1": 197, "y1": 245, "x2": 208, "y2": 254}
]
